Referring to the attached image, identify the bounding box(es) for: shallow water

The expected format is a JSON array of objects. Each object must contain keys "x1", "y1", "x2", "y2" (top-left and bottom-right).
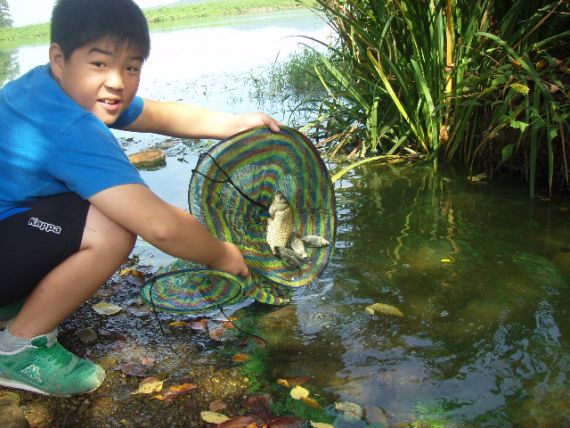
[{"x1": 2, "y1": 9, "x2": 569, "y2": 426}]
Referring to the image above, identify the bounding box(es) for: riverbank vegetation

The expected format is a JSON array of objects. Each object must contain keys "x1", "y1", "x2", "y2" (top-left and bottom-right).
[
  {"x1": 0, "y1": 0, "x2": 311, "y2": 48},
  {"x1": 298, "y1": 0, "x2": 569, "y2": 197}
]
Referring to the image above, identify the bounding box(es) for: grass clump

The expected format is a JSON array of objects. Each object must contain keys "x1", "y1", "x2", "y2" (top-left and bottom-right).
[{"x1": 302, "y1": 0, "x2": 569, "y2": 197}]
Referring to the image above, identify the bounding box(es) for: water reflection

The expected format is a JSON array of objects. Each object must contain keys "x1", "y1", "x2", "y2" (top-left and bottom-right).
[
  {"x1": 0, "y1": 49, "x2": 19, "y2": 87},
  {"x1": 287, "y1": 164, "x2": 570, "y2": 425}
]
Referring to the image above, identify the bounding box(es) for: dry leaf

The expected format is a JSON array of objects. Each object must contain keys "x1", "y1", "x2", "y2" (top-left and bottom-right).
[
  {"x1": 189, "y1": 319, "x2": 209, "y2": 331},
  {"x1": 200, "y1": 410, "x2": 230, "y2": 424},
  {"x1": 310, "y1": 422, "x2": 334, "y2": 428},
  {"x1": 168, "y1": 321, "x2": 188, "y2": 328},
  {"x1": 209, "y1": 326, "x2": 226, "y2": 341},
  {"x1": 131, "y1": 377, "x2": 163, "y2": 395},
  {"x1": 269, "y1": 416, "x2": 305, "y2": 427},
  {"x1": 286, "y1": 376, "x2": 312, "y2": 386},
  {"x1": 335, "y1": 401, "x2": 364, "y2": 419},
  {"x1": 290, "y1": 386, "x2": 310, "y2": 400},
  {"x1": 365, "y1": 303, "x2": 404, "y2": 318},
  {"x1": 209, "y1": 399, "x2": 227, "y2": 412},
  {"x1": 231, "y1": 353, "x2": 250, "y2": 363},
  {"x1": 218, "y1": 416, "x2": 261, "y2": 428},
  {"x1": 141, "y1": 356, "x2": 155, "y2": 367},
  {"x1": 153, "y1": 383, "x2": 196, "y2": 401},
  {"x1": 301, "y1": 397, "x2": 322, "y2": 409},
  {"x1": 92, "y1": 302, "x2": 122, "y2": 316},
  {"x1": 119, "y1": 268, "x2": 145, "y2": 280},
  {"x1": 277, "y1": 378, "x2": 291, "y2": 388}
]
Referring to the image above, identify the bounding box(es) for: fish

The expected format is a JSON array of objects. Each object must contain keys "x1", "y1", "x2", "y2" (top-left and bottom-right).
[
  {"x1": 275, "y1": 247, "x2": 306, "y2": 268},
  {"x1": 266, "y1": 192, "x2": 294, "y2": 255},
  {"x1": 300, "y1": 234, "x2": 329, "y2": 248},
  {"x1": 288, "y1": 233, "x2": 308, "y2": 260}
]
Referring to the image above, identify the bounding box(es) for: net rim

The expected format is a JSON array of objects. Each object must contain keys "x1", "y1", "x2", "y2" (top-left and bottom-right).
[{"x1": 140, "y1": 268, "x2": 248, "y2": 315}]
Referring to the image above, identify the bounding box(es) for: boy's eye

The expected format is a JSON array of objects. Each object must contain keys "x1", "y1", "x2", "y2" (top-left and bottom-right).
[
  {"x1": 92, "y1": 61, "x2": 106, "y2": 68},
  {"x1": 126, "y1": 66, "x2": 141, "y2": 73}
]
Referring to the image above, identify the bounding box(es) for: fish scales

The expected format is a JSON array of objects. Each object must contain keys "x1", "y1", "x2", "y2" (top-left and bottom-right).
[{"x1": 266, "y1": 192, "x2": 295, "y2": 255}]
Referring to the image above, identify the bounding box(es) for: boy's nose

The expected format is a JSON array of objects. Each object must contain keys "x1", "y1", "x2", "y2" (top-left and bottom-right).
[{"x1": 105, "y1": 70, "x2": 125, "y2": 90}]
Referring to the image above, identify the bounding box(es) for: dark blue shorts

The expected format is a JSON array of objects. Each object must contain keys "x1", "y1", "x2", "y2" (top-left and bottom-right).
[{"x1": 0, "y1": 193, "x2": 89, "y2": 305}]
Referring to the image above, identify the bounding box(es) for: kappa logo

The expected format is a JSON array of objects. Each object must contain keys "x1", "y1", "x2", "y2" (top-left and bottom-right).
[{"x1": 28, "y1": 217, "x2": 62, "y2": 235}]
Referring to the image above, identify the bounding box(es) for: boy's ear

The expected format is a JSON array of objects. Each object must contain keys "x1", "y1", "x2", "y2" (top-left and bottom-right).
[{"x1": 49, "y1": 43, "x2": 65, "y2": 81}]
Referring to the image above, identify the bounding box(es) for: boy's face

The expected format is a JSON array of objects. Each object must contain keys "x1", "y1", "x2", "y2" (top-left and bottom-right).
[{"x1": 49, "y1": 37, "x2": 144, "y2": 125}]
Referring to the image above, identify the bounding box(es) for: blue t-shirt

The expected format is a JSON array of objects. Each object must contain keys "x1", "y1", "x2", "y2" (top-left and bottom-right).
[{"x1": 0, "y1": 64, "x2": 146, "y2": 215}]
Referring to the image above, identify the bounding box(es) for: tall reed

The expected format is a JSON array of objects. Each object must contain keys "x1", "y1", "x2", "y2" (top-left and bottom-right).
[{"x1": 306, "y1": 0, "x2": 569, "y2": 196}]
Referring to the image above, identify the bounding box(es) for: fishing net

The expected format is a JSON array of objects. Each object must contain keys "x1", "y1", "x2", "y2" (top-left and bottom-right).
[{"x1": 140, "y1": 126, "x2": 336, "y2": 314}]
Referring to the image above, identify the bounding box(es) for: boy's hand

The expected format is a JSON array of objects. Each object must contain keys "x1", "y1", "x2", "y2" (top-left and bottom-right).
[
  {"x1": 207, "y1": 241, "x2": 250, "y2": 278},
  {"x1": 234, "y1": 112, "x2": 281, "y2": 133}
]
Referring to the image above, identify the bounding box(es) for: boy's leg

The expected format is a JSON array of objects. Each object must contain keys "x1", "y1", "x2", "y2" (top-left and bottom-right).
[
  {"x1": 8, "y1": 202, "x2": 136, "y2": 338},
  {"x1": 0, "y1": 194, "x2": 136, "y2": 395}
]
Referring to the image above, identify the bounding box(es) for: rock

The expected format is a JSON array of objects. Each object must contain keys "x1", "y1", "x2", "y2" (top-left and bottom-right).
[
  {"x1": 0, "y1": 391, "x2": 29, "y2": 428},
  {"x1": 128, "y1": 149, "x2": 166, "y2": 170},
  {"x1": 76, "y1": 327, "x2": 98, "y2": 344}
]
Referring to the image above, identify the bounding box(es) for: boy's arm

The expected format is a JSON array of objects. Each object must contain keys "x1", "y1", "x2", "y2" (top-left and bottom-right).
[
  {"x1": 123, "y1": 99, "x2": 280, "y2": 139},
  {"x1": 88, "y1": 183, "x2": 249, "y2": 277}
]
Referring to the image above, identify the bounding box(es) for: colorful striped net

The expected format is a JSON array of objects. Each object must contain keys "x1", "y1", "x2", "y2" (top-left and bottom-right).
[{"x1": 140, "y1": 126, "x2": 336, "y2": 314}]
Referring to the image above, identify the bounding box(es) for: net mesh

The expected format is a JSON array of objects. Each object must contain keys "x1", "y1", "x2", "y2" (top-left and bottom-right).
[{"x1": 140, "y1": 126, "x2": 336, "y2": 313}]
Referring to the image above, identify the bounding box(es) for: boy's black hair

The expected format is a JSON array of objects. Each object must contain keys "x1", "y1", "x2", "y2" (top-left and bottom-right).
[{"x1": 51, "y1": 0, "x2": 151, "y2": 60}]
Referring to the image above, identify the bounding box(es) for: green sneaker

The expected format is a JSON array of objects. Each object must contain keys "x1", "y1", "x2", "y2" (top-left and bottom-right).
[
  {"x1": 0, "y1": 333, "x2": 105, "y2": 396},
  {"x1": 0, "y1": 300, "x2": 25, "y2": 329}
]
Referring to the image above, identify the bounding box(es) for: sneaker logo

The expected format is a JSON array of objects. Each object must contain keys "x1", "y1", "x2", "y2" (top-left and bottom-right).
[
  {"x1": 28, "y1": 217, "x2": 62, "y2": 234},
  {"x1": 21, "y1": 364, "x2": 42, "y2": 383}
]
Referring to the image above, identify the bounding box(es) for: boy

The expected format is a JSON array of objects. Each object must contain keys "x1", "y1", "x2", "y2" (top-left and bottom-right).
[{"x1": 0, "y1": 0, "x2": 280, "y2": 396}]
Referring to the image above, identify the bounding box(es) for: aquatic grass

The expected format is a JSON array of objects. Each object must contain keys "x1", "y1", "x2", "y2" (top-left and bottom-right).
[{"x1": 304, "y1": 0, "x2": 569, "y2": 196}]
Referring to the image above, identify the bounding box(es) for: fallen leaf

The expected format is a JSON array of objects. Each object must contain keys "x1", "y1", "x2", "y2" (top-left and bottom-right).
[
  {"x1": 218, "y1": 416, "x2": 262, "y2": 428},
  {"x1": 208, "y1": 399, "x2": 227, "y2": 412},
  {"x1": 114, "y1": 362, "x2": 149, "y2": 378},
  {"x1": 231, "y1": 353, "x2": 250, "y2": 363},
  {"x1": 141, "y1": 356, "x2": 155, "y2": 367},
  {"x1": 301, "y1": 397, "x2": 322, "y2": 409},
  {"x1": 209, "y1": 326, "x2": 227, "y2": 341},
  {"x1": 365, "y1": 303, "x2": 404, "y2": 318},
  {"x1": 168, "y1": 321, "x2": 188, "y2": 328},
  {"x1": 269, "y1": 416, "x2": 306, "y2": 427},
  {"x1": 92, "y1": 302, "x2": 122, "y2": 316},
  {"x1": 131, "y1": 377, "x2": 163, "y2": 395},
  {"x1": 200, "y1": 410, "x2": 230, "y2": 424},
  {"x1": 277, "y1": 376, "x2": 313, "y2": 389},
  {"x1": 98, "y1": 328, "x2": 128, "y2": 341},
  {"x1": 364, "y1": 405, "x2": 389, "y2": 426},
  {"x1": 290, "y1": 386, "x2": 310, "y2": 400},
  {"x1": 252, "y1": 336, "x2": 267, "y2": 347},
  {"x1": 335, "y1": 401, "x2": 364, "y2": 419},
  {"x1": 119, "y1": 268, "x2": 145, "y2": 280},
  {"x1": 310, "y1": 422, "x2": 334, "y2": 428},
  {"x1": 189, "y1": 319, "x2": 209, "y2": 331},
  {"x1": 153, "y1": 383, "x2": 196, "y2": 402}
]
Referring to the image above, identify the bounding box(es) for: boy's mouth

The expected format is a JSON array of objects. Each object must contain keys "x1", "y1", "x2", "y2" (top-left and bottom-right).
[{"x1": 98, "y1": 98, "x2": 121, "y2": 111}]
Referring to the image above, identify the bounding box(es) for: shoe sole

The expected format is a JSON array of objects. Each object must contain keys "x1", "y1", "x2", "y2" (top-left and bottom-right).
[{"x1": 0, "y1": 373, "x2": 105, "y2": 397}]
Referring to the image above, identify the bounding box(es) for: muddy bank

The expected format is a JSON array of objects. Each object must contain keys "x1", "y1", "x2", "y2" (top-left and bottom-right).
[{"x1": 0, "y1": 261, "x2": 260, "y2": 427}]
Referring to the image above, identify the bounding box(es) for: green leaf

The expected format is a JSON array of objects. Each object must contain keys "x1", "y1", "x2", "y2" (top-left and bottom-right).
[
  {"x1": 510, "y1": 120, "x2": 529, "y2": 133},
  {"x1": 501, "y1": 144, "x2": 514, "y2": 162}
]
